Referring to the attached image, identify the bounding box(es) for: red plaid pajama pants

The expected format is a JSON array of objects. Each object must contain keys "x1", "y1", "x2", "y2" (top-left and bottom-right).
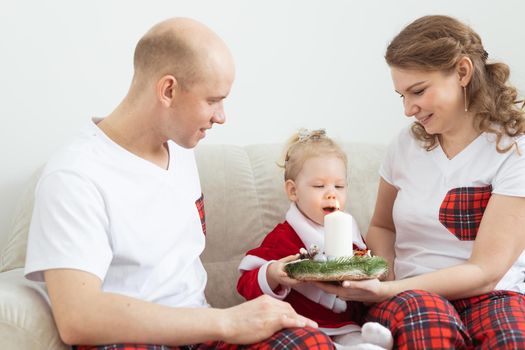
[
  {"x1": 73, "y1": 327, "x2": 334, "y2": 350},
  {"x1": 365, "y1": 289, "x2": 525, "y2": 349}
]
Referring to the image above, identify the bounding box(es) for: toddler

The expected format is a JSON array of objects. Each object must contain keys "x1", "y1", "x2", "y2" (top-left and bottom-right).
[{"x1": 237, "y1": 129, "x2": 393, "y2": 350}]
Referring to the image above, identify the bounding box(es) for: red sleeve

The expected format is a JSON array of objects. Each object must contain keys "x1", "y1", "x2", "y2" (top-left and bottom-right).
[
  {"x1": 237, "y1": 267, "x2": 264, "y2": 300},
  {"x1": 237, "y1": 222, "x2": 304, "y2": 301},
  {"x1": 245, "y1": 222, "x2": 304, "y2": 260}
]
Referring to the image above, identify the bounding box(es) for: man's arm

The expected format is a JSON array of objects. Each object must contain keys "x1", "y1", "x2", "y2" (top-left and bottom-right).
[{"x1": 45, "y1": 269, "x2": 317, "y2": 346}]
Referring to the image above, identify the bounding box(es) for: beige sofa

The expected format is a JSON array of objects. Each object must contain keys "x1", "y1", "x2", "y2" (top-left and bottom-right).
[{"x1": 0, "y1": 142, "x2": 386, "y2": 349}]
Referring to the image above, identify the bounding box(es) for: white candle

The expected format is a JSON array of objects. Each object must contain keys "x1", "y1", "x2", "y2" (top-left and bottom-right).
[{"x1": 324, "y1": 210, "x2": 354, "y2": 257}]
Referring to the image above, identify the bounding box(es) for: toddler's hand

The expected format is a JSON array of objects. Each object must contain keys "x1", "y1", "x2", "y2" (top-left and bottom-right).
[{"x1": 266, "y1": 254, "x2": 302, "y2": 290}]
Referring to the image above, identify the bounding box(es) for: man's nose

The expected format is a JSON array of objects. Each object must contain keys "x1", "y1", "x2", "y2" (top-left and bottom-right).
[{"x1": 212, "y1": 109, "x2": 226, "y2": 125}]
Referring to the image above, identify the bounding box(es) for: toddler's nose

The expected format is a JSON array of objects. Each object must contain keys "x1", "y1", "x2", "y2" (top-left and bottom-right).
[{"x1": 325, "y1": 193, "x2": 336, "y2": 200}]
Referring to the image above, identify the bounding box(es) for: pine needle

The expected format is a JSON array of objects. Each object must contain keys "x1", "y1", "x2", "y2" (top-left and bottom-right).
[{"x1": 284, "y1": 255, "x2": 388, "y2": 281}]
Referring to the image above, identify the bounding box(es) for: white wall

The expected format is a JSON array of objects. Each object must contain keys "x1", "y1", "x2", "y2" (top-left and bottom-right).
[{"x1": 1, "y1": 0, "x2": 524, "y2": 242}]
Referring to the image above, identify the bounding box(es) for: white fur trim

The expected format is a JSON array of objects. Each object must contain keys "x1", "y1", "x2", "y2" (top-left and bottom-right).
[
  {"x1": 293, "y1": 283, "x2": 347, "y2": 313},
  {"x1": 257, "y1": 261, "x2": 290, "y2": 299},
  {"x1": 286, "y1": 203, "x2": 325, "y2": 251},
  {"x1": 319, "y1": 323, "x2": 362, "y2": 336},
  {"x1": 238, "y1": 255, "x2": 268, "y2": 272},
  {"x1": 333, "y1": 297, "x2": 348, "y2": 313}
]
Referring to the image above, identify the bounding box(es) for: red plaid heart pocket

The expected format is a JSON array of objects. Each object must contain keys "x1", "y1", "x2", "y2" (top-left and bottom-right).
[
  {"x1": 195, "y1": 193, "x2": 206, "y2": 235},
  {"x1": 439, "y1": 185, "x2": 492, "y2": 241}
]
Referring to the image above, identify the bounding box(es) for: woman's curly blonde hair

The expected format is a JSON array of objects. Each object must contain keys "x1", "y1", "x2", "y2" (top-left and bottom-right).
[
  {"x1": 279, "y1": 129, "x2": 348, "y2": 181},
  {"x1": 385, "y1": 15, "x2": 525, "y2": 152}
]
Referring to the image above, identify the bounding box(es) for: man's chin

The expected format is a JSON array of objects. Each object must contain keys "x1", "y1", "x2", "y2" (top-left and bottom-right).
[{"x1": 171, "y1": 137, "x2": 198, "y2": 149}]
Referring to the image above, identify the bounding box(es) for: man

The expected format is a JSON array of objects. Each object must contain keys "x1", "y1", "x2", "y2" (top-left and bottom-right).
[{"x1": 24, "y1": 18, "x2": 333, "y2": 349}]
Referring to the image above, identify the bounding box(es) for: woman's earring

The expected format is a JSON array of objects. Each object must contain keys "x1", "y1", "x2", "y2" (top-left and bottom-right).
[{"x1": 463, "y1": 85, "x2": 468, "y2": 112}]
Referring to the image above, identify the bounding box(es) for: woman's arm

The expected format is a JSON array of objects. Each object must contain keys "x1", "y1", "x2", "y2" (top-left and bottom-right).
[
  {"x1": 317, "y1": 193, "x2": 525, "y2": 302},
  {"x1": 365, "y1": 178, "x2": 398, "y2": 281}
]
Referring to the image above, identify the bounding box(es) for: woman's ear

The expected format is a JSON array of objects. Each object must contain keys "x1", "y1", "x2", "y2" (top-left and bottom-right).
[
  {"x1": 456, "y1": 56, "x2": 474, "y2": 87},
  {"x1": 157, "y1": 75, "x2": 178, "y2": 107},
  {"x1": 285, "y1": 179, "x2": 298, "y2": 201}
]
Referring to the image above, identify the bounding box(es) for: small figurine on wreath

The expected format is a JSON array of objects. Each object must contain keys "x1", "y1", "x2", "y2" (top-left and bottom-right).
[{"x1": 237, "y1": 129, "x2": 393, "y2": 350}]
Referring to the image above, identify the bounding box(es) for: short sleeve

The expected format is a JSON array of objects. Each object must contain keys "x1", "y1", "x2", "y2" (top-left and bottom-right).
[
  {"x1": 379, "y1": 128, "x2": 406, "y2": 188},
  {"x1": 24, "y1": 170, "x2": 112, "y2": 282},
  {"x1": 493, "y1": 137, "x2": 525, "y2": 197}
]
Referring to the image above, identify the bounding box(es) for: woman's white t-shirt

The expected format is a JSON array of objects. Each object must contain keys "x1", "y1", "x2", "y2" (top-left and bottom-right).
[{"x1": 381, "y1": 126, "x2": 525, "y2": 293}]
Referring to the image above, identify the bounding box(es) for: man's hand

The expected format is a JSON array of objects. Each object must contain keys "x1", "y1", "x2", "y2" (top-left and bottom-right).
[
  {"x1": 266, "y1": 254, "x2": 302, "y2": 290},
  {"x1": 219, "y1": 295, "x2": 318, "y2": 344}
]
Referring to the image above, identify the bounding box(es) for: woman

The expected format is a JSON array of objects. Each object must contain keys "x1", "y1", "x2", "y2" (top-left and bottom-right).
[{"x1": 317, "y1": 15, "x2": 525, "y2": 349}]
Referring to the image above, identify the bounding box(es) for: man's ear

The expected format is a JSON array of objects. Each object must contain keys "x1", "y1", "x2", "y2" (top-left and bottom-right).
[
  {"x1": 456, "y1": 56, "x2": 474, "y2": 87},
  {"x1": 157, "y1": 75, "x2": 178, "y2": 107},
  {"x1": 285, "y1": 179, "x2": 298, "y2": 201}
]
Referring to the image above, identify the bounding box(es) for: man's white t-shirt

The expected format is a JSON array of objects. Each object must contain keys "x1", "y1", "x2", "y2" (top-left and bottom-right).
[
  {"x1": 381, "y1": 126, "x2": 525, "y2": 293},
  {"x1": 25, "y1": 119, "x2": 208, "y2": 308}
]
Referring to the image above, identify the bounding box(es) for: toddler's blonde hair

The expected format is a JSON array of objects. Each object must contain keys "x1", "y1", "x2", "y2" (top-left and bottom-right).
[{"x1": 280, "y1": 129, "x2": 348, "y2": 181}]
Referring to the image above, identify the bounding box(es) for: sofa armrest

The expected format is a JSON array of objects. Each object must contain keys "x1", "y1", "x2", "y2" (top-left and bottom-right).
[{"x1": 0, "y1": 268, "x2": 68, "y2": 349}]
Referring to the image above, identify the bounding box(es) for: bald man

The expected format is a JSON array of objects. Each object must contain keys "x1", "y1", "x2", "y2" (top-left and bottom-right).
[{"x1": 24, "y1": 18, "x2": 334, "y2": 350}]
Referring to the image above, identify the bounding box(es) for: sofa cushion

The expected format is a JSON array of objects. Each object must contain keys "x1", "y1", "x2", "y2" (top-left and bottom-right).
[
  {"x1": 0, "y1": 268, "x2": 68, "y2": 349},
  {"x1": 197, "y1": 144, "x2": 291, "y2": 307},
  {"x1": 0, "y1": 169, "x2": 42, "y2": 273}
]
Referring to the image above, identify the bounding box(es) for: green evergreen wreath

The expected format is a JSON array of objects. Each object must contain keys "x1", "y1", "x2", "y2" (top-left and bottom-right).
[{"x1": 284, "y1": 255, "x2": 388, "y2": 281}]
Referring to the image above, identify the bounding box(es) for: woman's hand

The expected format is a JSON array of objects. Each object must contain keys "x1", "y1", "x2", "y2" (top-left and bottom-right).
[{"x1": 314, "y1": 278, "x2": 391, "y2": 303}]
